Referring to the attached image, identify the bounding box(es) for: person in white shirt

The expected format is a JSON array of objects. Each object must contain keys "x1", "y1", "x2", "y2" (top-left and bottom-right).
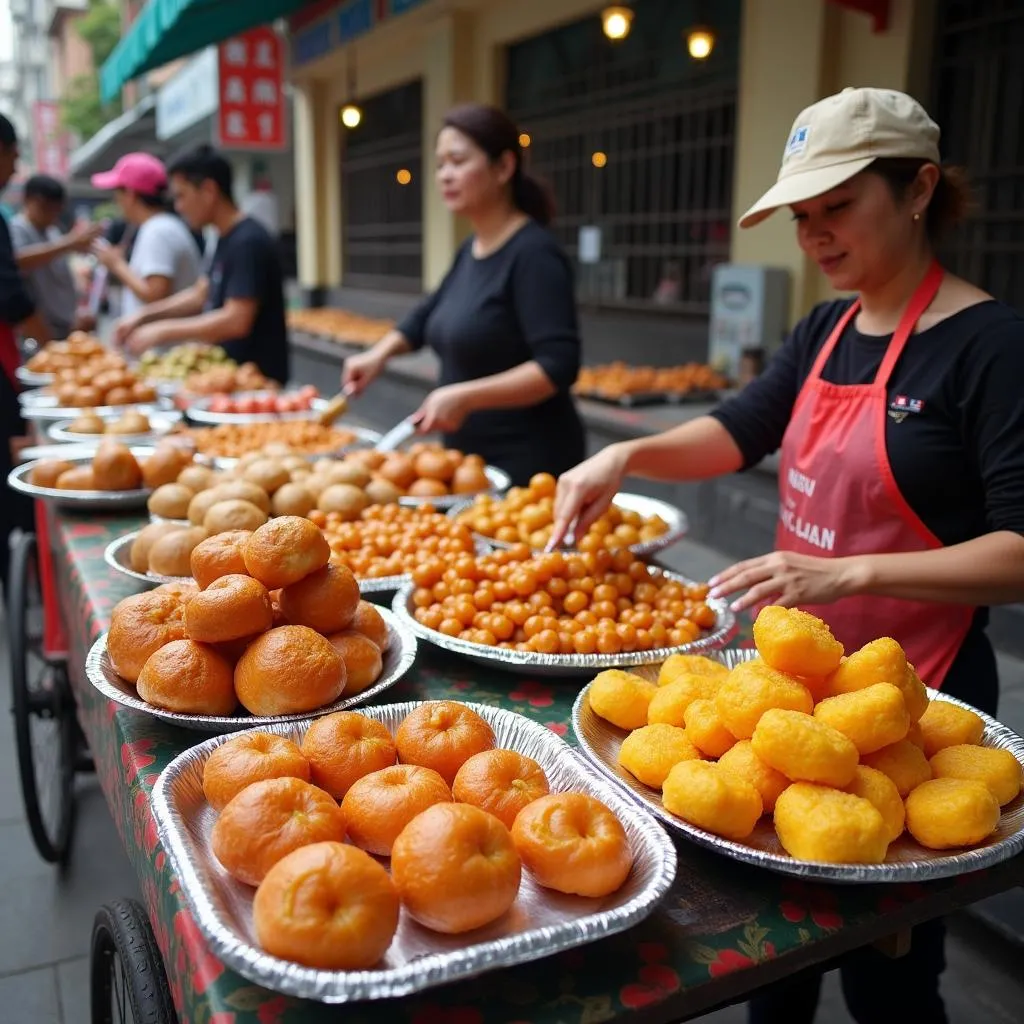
[{"x1": 90, "y1": 152, "x2": 202, "y2": 320}]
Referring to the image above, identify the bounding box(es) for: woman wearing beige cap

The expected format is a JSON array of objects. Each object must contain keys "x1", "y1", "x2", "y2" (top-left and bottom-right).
[{"x1": 552, "y1": 87, "x2": 1024, "y2": 1020}]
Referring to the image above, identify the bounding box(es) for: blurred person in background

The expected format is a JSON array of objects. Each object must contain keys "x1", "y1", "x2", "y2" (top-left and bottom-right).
[
  {"x1": 113, "y1": 145, "x2": 288, "y2": 383},
  {"x1": 10, "y1": 174, "x2": 101, "y2": 338},
  {"x1": 90, "y1": 152, "x2": 201, "y2": 321}
]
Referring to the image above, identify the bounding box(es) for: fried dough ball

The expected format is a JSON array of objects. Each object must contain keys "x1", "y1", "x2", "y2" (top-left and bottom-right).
[
  {"x1": 141, "y1": 445, "x2": 191, "y2": 489},
  {"x1": 683, "y1": 699, "x2": 737, "y2": 758},
  {"x1": 905, "y1": 778, "x2": 1000, "y2": 850},
  {"x1": 136, "y1": 639, "x2": 237, "y2": 715},
  {"x1": 29, "y1": 459, "x2": 75, "y2": 488},
  {"x1": 190, "y1": 530, "x2": 253, "y2": 589},
  {"x1": 813, "y1": 683, "x2": 910, "y2": 755},
  {"x1": 774, "y1": 783, "x2": 889, "y2": 864},
  {"x1": 177, "y1": 464, "x2": 218, "y2": 492},
  {"x1": 271, "y1": 482, "x2": 316, "y2": 518},
  {"x1": 752, "y1": 709, "x2": 859, "y2": 788},
  {"x1": 861, "y1": 740, "x2": 932, "y2": 798},
  {"x1": 243, "y1": 516, "x2": 331, "y2": 589},
  {"x1": 658, "y1": 653, "x2": 728, "y2": 686},
  {"x1": 662, "y1": 760, "x2": 762, "y2": 841},
  {"x1": 324, "y1": 631, "x2": 383, "y2": 695},
  {"x1": 107, "y1": 591, "x2": 186, "y2": 683},
  {"x1": 148, "y1": 526, "x2": 208, "y2": 577},
  {"x1": 92, "y1": 441, "x2": 142, "y2": 491},
  {"x1": 188, "y1": 487, "x2": 227, "y2": 527},
  {"x1": 918, "y1": 701, "x2": 985, "y2": 758},
  {"x1": 714, "y1": 660, "x2": 814, "y2": 741},
  {"x1": 279, "y1": 563, "x2": 360, "y2": 635},
  {"x1": 209, "y1": 479, "x2": 272, "y2": 515},
  {"x1": 717, "y1": 740, "x2": 789, "y2": 814},
  {"x1": 55, "y1": 466, "x2": 97, "y2": 490},
  {"x1": 753, "y1": 606, "x2": 844, "y2": 677},
  {"x1": 617, "y1": 723, "x2": 701, "y2": 789},
  {"x1": 648, "y1": 674, "x2": 720, "y2": 727},
  {"x1": 147, "y1": 483, "x2": 195, "y2": 520},
  {"x1": 826, "y1": 638, "x2": 929, "y2": 722},
  {"x1": 348, "y1": 601, "x2": 390, "y2": 652},
  {"x1": 929, "y1": 745, "x2": 1022, "y2": 807},
  {"x1": 844, "y1": 765, "x2": 905, "y2": 843},
  {"x1": 243, "y1": 458, "x2": 290, "y2": 495},
  {"x1": 588, "y1": 670, "x2": 658, "y2": 731},
  {"x1": 130, "y1": 522, "x2": 183, "y2": 573},
  {"x1": 203, "y1": 499, "x2": 269, "y2": 534},
  {"x1": 185, "y1": 574, "x2": 274, "y2": 642}
]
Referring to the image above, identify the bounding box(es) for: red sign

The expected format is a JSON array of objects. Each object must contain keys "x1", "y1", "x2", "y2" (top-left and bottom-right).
[
  {"x1": 32, "y1": 101, "x2": 71, "y2": 177},
  {"x1": 217, "y1": 27, "x2": 286, "y2": 151}
]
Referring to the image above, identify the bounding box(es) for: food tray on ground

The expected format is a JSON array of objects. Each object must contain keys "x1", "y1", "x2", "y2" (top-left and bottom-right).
[
  {"x1": 186, "y1": 392, "x2": 331, "y2": 425},
  {"x1": 398, "y1": 465, "x2": 511, "y2": 510},
  {"x1": 8, "y1": 446, "x2": 156, "y2": 511},
  {"x1": 18, "y1": 391, "x2": 176, "y2": 422},
  {"x1": 85, "y1": 608, "x2": 417, "y2": 733},
  {"x1": 151, "y1": 700, "x2": 677, "y2": 1002},
  {"x1": 450, "y1": 491, "x2": 687, "y2": 559},
  {"x1": 208, "y1": 425, "x2": 383, "y2": 471},
  {"x1": 47, "y1": 411, "x2": 182, "y2": 445},
  {"x1": 15, "y1": 366, "x2": 53, "y2": 387},
  {"x1": 392, "y1": 576, "x2": 735, "y2": 678},
  {"x1": 571, "y1": 650, "x2": 1024, "y2": 883}
]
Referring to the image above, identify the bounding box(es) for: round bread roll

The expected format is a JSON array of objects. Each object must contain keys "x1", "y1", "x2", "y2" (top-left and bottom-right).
[
  {"x1": 349, "y1": 601, "x2": 390, "y2": 652},
  {"x1": 185, "y1": 574, "x2": 274, "y2": 643},
  {"x1": 105, "y1": 387, "x2": 135, "y2": 407},
  {"x1": 136, "y1": 639, "x2": 237, "y2": 716},
  {"x1": 92, "y1": 442, "x2": 143, "y2": 491},
  {"x1": 318, "y1": 484, "x2": 370, "y2": 519},
  {"x1": 55, "y1": 466, "x2": 97, "y2": 490},
  {"x1": 130, "y1": 522, "x2": 185, "y2": 573},
  {"x1": 147, "y1": 483, "x2": 195, "y2": 520},
  {"x1": 177, "y1": 464, "x2": 217, "y2": 492},
  {"x1": 364, "y1": 477, "x2": 403, "y2": 506},
  {"x1": 29, "y1": 459, "x2": 76, "y2": 488},
  {"x1": 204, "y1": 499, "x2": 269, "y2": 535},
  {"x1": 243, "y1": 459, "x2": 290, "y2": 495},
  {"x1": 279, "y1": 563, "x2": 360, "y2": 634},
  {"x1": 108, "y1": 591, "x2": 187, "y2": 683},
  {"x1": 243, "y1": 517, "x2": 331, "y2": 589},
  {"x1": 325, "y1": 631, "x2": 383, "y2": 695},
  {"x1": 68, "y1": 412, "x2": 105, "y2": 435},
  {"x1": 153, "y1": 579, "x2": 200, "y2": 606},
  {"x1": 210, "y1": 480, "x2": 272, "y2": 515},
  {"x1": 148, "y1": 526, "x2": 209, "y2": 577},
  {"x1": 191, "y1": 530, "x2": 253, "y2": 590},
  {"x1": 414, "y1": 449, "x2": 455, "y2": 483},
  {"x1": 141, "y1": 446, "x2": 190, "y2": 489},
  {"x1": 188, "y1": 487, "x2": 226, "y2": 526},
  {"x1": 133, "y1": 382, "x2": 158, "y2": 403},
  {"x1": 73, "y1": 385, "x2": 103, "y2": 407},
  {"x1": 109, "y1": 411, "x2": 151, "y2": 435},
  {"x1": 325, "y1": 462, "x2": 372, "y2": 489},
  {"x1": 407, "y1": 477, "x2": 448, "y2": 498},
  {"x1": 271, "y1": 482, "x2": 316, "y2": 518}
]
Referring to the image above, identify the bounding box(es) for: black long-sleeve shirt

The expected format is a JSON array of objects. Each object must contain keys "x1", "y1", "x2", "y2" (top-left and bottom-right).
[
  {"x1": 397, "y1": 221, "x2": 585, "y2": 484},
  {"x1": 0, "y1": 214, "x2": 34, "y2": 327},
  {"x1": 711, "y1": 298, "x2": 1024, "y2": 712}
]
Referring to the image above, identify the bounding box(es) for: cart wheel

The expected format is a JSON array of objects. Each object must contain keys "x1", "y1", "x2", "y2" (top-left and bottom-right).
[
  {"x1": 90, "y1": 899, "x2": 177, "y2": 1024},
  {"x1": 7, "y1": 532, "x2": 76, "y2": 864}
]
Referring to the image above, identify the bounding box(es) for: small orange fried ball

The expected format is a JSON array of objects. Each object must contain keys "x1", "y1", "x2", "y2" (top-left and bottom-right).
[
  {"x1": 774, "y1": 783, "x2": 889, "y2": 864},
  {"x1": 662, "y1": 760, "x2": 762, "y2": 840},
  {"x1": 658, "y1": 653, "x2": 728, "y2": 686},
  {"x1": 753, "y1": 606, "x2": 844, "y2": 678},
  {"x1": 588, "y1": 670, "x2": 658, "y2": 731},
  {"x1": 929, "y1": 745, "x2": 1022, "y2": 807},
  {"x1": 905, "y1": 778, "x2": 1000, "y2": 850},
  {"x1": 714, "y1": 659, "x2": 814, "y2": 741},
  {"x1": 861, "y1": 740, "x2": 932, "y2": 798},
  {"x1": 826, "y1": 638, "x2": 928, "y2": 722},
  {"x1": 752, "y1": 709, "x2": 859, "y2": 788},
  {"x1": 648, "y1": 674, "x2": 720, "y2": 727},
  {"x1": 718, "y1": 740, "x2": 789, "y2": 814},
  {"x1": 917, "y1": 701, "x2": 985, "y2": 758},
  {"x1": 683, "y1": 699, "x2": 737, "y2": 758},
  {"x1": 844, "y1": 765, "x2": 905, "y2": 844},
  {"x1": 813, "y1": 683, "x2": 909, "y2": 755},
  {"x1": 617, "y1": 723, "x2": 701, "y2": 789}
]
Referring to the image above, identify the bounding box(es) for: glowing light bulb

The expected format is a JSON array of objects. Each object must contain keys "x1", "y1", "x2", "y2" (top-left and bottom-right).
[
  {"x1": 602, "y1": 6, "x2": 633, "y2": 41},
  {"x1": 519, "y1": 132, "x2": 531, "y2": 148},
  {"x1": 592, "y1": 151, "x2": 608, "y2": 169},
  {"x1": 340, "y1": 104, "x2": 362, "y2": 128},
  {"x1": 396, "y1": 168, "x2": 412, "y2": 185},
  {"x1": 687, "y1": 27, "x2": 715, "y2": 60}
]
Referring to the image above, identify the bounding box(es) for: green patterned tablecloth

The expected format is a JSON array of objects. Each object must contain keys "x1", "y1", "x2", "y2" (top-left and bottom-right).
[{"x1": 51, "y1": 510, "x2": 1024, "y2": 1024}]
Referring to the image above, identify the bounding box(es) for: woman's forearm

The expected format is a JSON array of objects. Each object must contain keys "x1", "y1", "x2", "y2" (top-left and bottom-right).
[
  {"x1": 850, "y1": 531, "x2": 1024, "y2": 606},
  {"x1": 461, "y1": 361, "x2": 556, "y2": 413},
  {"x1": 620, "y1": 415, "x2": 745, "y2": 481},
  {"x1": 374, "y1": 330, "x2": 412, "y2": 361}
]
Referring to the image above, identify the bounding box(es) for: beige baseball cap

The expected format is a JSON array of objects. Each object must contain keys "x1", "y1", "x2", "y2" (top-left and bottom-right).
[{"x1": 739, "y1": 87, "x2": 941, "y2": 229}]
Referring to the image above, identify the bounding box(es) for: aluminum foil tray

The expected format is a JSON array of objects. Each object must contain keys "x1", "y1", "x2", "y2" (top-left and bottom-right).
[
  {"x1": 85, "y1": 608, "x2": 417, "y2": 732},
  {"x1": 15, "y1": 366, "x2": 52, "y2": 387},
  {"x1": 47, "y1": 411, "x2": 182, "y2": 445},
  {"x1": 18, "y1": 390, "x2": 175, "y2": 421},
  {"x1": 104, "y1": 531, "x2": 190, "y2": 587},
  {"x1": 8, "y1": 446, "x2": 158, "y2": 511},
  {"x1": 208, "y1": 425, "x2": 383, "y2": 471},
  {"x1": 391, "y1": 572, "x2": 735, "y2": 678},
  {"x1": 450, "y1": 490, "x2": 687, "y2": 558},
  {"x1": 397, "y1": 464, "x2": 511, "y2": 510},
  {"x1": 572, "y1": 649, "x2": 1024, "y2": 883},
  {"x1": 186, "y1": 392, "x2": 332, "y2": 425},
  {"x1": 151, "y1": 701, "x2": 677, "y2": 1002}
]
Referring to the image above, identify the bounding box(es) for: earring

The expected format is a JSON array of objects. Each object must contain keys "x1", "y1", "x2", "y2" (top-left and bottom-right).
[{"x1": 913, "y1": 212, "x2": 921, "y2": 222}]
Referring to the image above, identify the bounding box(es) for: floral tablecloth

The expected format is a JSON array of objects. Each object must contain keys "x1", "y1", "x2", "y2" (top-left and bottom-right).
[{"x1": 51, "y1": 511, "x2": 1024, "y2": 1024}]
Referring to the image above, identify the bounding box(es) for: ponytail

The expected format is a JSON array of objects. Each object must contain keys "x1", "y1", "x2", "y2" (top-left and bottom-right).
[{"x1": 512, "y1": 170, "x2": 555, "y2": 226}]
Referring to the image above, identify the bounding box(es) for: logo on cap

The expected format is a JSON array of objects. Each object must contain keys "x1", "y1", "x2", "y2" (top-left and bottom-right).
[{"x1": 786, "y1": 125, "x2": 810, "y2": 158}]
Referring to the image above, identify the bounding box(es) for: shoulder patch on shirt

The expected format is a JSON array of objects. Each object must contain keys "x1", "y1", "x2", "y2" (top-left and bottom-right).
[{"x1": 888, "y1": 394, "x2": 925, "y2": 422}]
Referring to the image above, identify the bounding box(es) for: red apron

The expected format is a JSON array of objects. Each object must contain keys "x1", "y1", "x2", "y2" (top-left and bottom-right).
[{"x1": 775, "y1": 261, "x2": 975, "y2": 688}]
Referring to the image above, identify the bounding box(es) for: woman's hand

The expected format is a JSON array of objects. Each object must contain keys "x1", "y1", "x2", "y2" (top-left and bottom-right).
[
  {"x1": 342, "y1": 348, "x2": 388, "y2": 396},
  {"x1": 412, "y1": 384, "x2": 474, "y2": 434},
  {"x1": 111, "y1": 314, "x2": 141, "y2": 350},
  {"x1": 548, "y1": 444, "x2": 631, "y2": 550},
  {"x1": 91, "y1": 238, "x2": 124, "y2": 270},
  {"x1": 124, "y1": 322, "x2": 170, "y2": 356},
  {"x1": 709, "y1": 550, "x2": 865, "y2": 612}
]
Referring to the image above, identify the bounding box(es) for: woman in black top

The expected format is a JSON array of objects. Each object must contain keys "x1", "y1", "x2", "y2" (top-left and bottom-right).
[
  {"x1": 343, "y1": 104, "x2": 585, "y2": 485},
  {"x1": 550, "y1": 88, "x2": 1024, "y2": 1024}
]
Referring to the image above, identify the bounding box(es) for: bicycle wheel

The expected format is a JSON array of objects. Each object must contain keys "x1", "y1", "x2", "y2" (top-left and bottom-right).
[
  {"x1": 8, "y1": 531, "x2": 76, "y2": 864},
  {"x1": 90, "y1": 899, "x2": 177, "y2": 1024}
]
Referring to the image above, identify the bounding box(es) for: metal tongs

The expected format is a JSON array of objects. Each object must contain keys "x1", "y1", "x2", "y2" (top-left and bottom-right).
[{"x1": 374, "y1": 416, "x2": 418, "y2": 452}]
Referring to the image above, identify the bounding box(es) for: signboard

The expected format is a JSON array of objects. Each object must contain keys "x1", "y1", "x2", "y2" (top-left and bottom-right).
[
  {"x1": 291, "y1": 0, "x2": 431, "y2": 67},
  {"x1": 157, "y1": 47, "x2": 219, "y2": 141},
  {"x1": 217, "y1": 27, "x2": 286, "y2": 151},
  {"x1": 708, "y1": 265, "x2": 790, "y2": 378},
  {"x1": 32, "y1": 101, "x2": 71, "y2": 177}
]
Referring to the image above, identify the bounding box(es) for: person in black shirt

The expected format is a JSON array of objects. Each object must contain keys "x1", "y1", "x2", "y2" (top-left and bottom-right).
[
  {"x1": 343, "y1": 104, "x2": 584, "y2": 485},
  {"x1": 113, "y1": 144, "x2": 288, "y2": 383},
  {"x1": 550, "y1": 88, "x2": 1024, "y2": 1024}
]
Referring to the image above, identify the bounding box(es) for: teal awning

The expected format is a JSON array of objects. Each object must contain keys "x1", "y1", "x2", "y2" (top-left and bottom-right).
[{"x1": 100, "y1": 0, "x2": 312, "y2": 103}]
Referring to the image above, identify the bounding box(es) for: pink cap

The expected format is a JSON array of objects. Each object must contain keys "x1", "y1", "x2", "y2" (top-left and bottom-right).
[{"x1": 91, "y1": 152, "x2": 167, "y2": 195}]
